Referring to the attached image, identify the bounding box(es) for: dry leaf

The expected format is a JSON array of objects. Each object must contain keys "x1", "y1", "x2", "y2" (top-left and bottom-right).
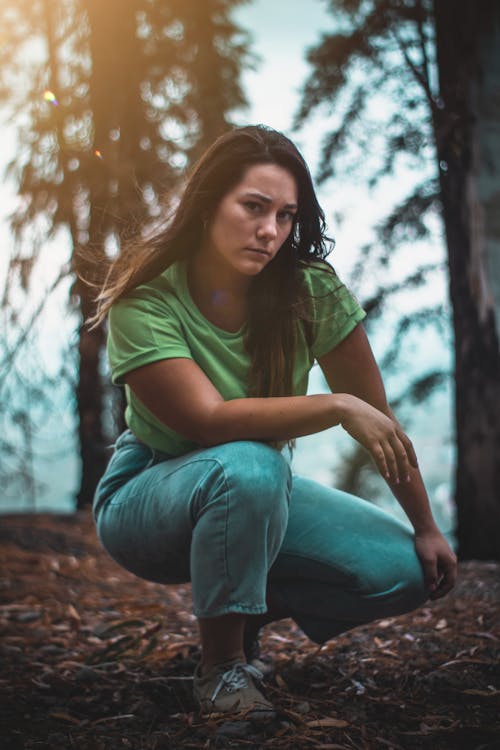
[
  {"x1": 67, "y1": 604, "x2": 81, "y2": 631},
  {"x1": 380, "y1": 649, "x2": 402, "y2": 659},
  {"x1": 275, "y1": 672, "x2": 288, "y2": 689},
  {"x1": 49, "y1": 712, "x2": 81, "y2": 724},
  {"x1": 462, "y1": 688, "x2": 500, "y2": 696},
  {"x1": 306, "y1": 718, "x2": 349, "y2": 728}
]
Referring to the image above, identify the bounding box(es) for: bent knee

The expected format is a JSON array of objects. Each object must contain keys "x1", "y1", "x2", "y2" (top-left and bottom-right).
[
  {"x1": 395, "y1": 568, "x2": 428, "y2": 611},
  {"x1": 369, "y1": 561, "x2": 428, "y2": 617},
  {"x1": 192, "y1": 441, "x2": 291, "y2": 521},
  {"x1": 221, "y1": 440, "x2": 292, "y2": 497}
]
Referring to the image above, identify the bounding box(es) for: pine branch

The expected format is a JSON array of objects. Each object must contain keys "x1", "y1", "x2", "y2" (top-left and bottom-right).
[
  {"x1": 416, "y1": 0, "x2": 433, "y2": 95},
  {"x1": 389, "y1": 23, "x2": 434, "y2": 110}
]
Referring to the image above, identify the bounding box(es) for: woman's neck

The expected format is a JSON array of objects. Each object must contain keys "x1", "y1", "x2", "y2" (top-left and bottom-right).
[{"x1": 187, "y1": 254, "x2": 250, "y2": 332}]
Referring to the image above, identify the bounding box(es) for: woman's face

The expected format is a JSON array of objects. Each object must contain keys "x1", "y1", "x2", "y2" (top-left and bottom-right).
[{"x1": 201, "y1": 163, "x2": 298, "y2": 280}]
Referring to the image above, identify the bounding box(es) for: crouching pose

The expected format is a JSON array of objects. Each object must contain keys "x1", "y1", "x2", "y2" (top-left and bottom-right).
[{"x1": 90, "y1": 125, "x2": 457, "y2": 718}]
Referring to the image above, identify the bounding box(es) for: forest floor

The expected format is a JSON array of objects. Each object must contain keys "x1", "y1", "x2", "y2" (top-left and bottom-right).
[{"x1": 0, "y1": 511, "x2": 499, "y2": 750}]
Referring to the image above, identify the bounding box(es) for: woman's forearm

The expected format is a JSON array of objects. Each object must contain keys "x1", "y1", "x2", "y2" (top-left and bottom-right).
[
  {"x1": 387, "y1": 465, "x2": 439, "y2": 534},
  {"x1": 205, "y1": 393, "x2": 347, "y2": 445},
  {"x1": 381, "y1": 405, "x2": 439, "y2": 533}
]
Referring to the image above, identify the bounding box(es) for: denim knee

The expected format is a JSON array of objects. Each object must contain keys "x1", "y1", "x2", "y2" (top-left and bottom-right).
[
  {"x1": 192, "y1": 441, "x2": 292, "y2": 523},
  {"x1": 230, "y1": 439, "x2": 291, "y2": 494},
  {"x1": 389, "y1": 558, "x2": 428, "y2": 613}
]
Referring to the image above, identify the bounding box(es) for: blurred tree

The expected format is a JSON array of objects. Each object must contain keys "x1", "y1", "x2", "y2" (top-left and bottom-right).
[
  {"x1": 162, "y1": 0, "x2": 252, "y2": 158},
  {"x1": 297, "y1": 0, "x2": 500, "y2": 559},
  {"x1": 0, "y1": 0, "x2": 251, "y2": 508}
]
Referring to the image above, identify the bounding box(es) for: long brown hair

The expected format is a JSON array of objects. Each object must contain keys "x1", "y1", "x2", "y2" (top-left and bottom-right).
[{"x1": 90, "y1": 125, "x2": 333, "y2": 445}]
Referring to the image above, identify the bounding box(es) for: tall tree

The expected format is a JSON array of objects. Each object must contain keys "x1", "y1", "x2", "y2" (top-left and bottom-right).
[
  {"x1": 433, "y1": 0, "x2": 500, "y2": 559},
  {"x1": 296, "y1": 0, "x2": 500, "y2": 559},
  {"x1": 0, "y1": 0, "x2": 252, "y2": 508}
]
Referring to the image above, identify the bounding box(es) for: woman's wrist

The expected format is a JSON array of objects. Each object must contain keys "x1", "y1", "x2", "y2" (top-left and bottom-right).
[
  {"x1": 330, "y1": 392, "x2": 357, "y2": 425},
  {"x1": 389, "y1": 470, "x2": 440, "y2": 535},
  {"x1": 412, "y1": 519, "x2": 441, "y2": 535}
]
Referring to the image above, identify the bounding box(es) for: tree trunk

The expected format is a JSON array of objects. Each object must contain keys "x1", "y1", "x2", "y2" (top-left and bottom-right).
[
  {"x1": 74, "y1": 0, "x2": 143, "y2": 508},
  {"x1": 434, "y1": 0, "x2": 500, "y2": 559},
  {"x1": 75, "y1": 303, "x2": 107, "y2": 510},
  {"x1": 40, "y1": 0, "x2": 106, "y2": 510}
]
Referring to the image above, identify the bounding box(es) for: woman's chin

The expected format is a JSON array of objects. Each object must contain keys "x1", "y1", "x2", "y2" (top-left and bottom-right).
[{"x1": 237, "y1": 254, "x2": 270, "y2": 274}]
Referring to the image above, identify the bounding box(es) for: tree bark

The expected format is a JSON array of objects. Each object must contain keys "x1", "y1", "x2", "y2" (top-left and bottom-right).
[{"x1": 434, "y1": 0, "x2": 500, "y2": 559}]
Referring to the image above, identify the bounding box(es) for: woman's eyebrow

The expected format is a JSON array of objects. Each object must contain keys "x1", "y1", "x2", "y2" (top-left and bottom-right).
[{"x1": 241, "y1": 191, "x2": 298, "y2": 210}]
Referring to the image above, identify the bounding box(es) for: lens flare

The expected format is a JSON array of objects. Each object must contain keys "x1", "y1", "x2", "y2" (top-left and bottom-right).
[
  {"x1": 43, "y1": 90, "x2": 59, "y2": 106},
  {"x1": 94, "y1": 149, "x2": 103, "y2": 159}
]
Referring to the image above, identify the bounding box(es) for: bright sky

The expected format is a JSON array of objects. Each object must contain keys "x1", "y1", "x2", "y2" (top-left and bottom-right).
[{"x1": 233, "y1": 0, "x2": 331, "y2": 134}]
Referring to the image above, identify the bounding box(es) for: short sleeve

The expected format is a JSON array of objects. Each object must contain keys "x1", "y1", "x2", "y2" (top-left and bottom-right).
[
  {"x1": 107, "y1": 290, "x2": 192, "y2": 385},
  {"x1": 304, "y1": 263, "x2": 366, "y2": 359}
]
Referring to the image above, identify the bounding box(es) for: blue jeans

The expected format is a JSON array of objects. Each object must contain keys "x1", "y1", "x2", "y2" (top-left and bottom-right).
[{"x1": 94, "y1": 430, "x2": 427, "y2": 644}]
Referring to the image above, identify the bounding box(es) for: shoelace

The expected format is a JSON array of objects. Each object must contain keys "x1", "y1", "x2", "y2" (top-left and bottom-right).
[{"x1": 211, "y1": 663, "x2": 264, "y2": 702}]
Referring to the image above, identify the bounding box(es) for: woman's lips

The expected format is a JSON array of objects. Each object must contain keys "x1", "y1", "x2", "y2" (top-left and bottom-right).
[{"x1": 244, "y1": 247, "x2": 270, "y2": 256}]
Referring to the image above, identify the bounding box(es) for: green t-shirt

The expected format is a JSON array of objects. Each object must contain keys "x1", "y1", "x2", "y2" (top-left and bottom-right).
[{"x1": 107, "y1": 259, "x2": 366, "y2": 455}]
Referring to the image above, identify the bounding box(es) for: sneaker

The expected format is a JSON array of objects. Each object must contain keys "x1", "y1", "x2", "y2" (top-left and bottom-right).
[
  {"x1": 193, "y1": 659, "x2": 276, "y2": 718},
  {"x1": 243, "y1": 634, "x2": 274, "y2": 677}
]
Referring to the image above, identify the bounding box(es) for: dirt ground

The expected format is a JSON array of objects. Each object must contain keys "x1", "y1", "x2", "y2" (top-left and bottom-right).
[{"x1": 0, "y1": 511, "x2": 499, "y2": 750}]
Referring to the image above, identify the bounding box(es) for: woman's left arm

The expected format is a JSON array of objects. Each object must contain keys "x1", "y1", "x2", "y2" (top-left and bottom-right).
[{"x1": 317, "y1": 323, "x2": 457, "y2": 600}]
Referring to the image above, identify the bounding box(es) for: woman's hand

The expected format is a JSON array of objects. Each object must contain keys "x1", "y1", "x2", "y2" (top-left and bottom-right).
[
  {"x1": 414, "y1": 527, "x2": 458, "y2": 599},
  {"x1": 338, "y1": 394, "x2": 418, "y2": 484}
]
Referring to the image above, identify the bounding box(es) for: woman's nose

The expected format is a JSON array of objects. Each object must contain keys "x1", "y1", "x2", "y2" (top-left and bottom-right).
[{"x1": 257, "y1": 215, "x2": 278, "y2": 239}]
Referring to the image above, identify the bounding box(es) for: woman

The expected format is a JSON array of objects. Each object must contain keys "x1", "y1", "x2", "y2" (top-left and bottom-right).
[{"x1": 91, "y1": 125, "x2": 457, "y2": 718}]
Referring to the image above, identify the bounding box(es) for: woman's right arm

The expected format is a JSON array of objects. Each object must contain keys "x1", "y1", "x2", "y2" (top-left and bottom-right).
[{"x1": 125, "y1": 358, "x2": 415, "y2": 483}]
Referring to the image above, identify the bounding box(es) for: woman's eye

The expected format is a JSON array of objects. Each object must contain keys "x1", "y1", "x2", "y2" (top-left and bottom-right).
[
  {"x1": 245, "y1": 201, "x2": 262, "y2": 213},
  {"x1": 278, "y1": 211, "x2": 296, "y2": 223}
]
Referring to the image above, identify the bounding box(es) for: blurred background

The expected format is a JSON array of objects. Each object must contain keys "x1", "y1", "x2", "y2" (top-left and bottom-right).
[{"x1": 1, "y1": 0, "x2": 499, "y2": 560}]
